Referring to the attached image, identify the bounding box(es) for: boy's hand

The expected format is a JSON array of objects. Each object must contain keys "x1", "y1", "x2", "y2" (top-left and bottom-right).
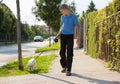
[{"x1": 56, "y1": 33, "x2": 61, "y2": 39}]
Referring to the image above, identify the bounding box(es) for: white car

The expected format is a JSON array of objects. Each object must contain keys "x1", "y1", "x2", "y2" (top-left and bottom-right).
[{"x1": 34, "y1": 36, "x2": 43, "y2": 42}]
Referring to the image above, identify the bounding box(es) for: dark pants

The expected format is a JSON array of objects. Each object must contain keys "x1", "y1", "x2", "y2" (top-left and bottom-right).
[{"x1": 60, "y1": 34, "x2": 74, "y2": 72}]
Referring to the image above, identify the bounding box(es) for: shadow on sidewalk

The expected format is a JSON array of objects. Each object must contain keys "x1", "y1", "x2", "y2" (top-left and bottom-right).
[
  {"x1": 38, "y1": 73, "x2": 120, "y2": 84},
  {"x1": 72, "y1": 73, "x2": 120, "y2": 84},
  {"x1": 38, "y1": 74, "x2": 75, "y2": 84}
]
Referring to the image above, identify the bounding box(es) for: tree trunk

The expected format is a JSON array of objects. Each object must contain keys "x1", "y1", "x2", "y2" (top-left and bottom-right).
[
  {"x1": 49, "y1": 27, "x2": 51, "y2": 46},
  {"x1": 16, "y1": 0, "x2": 23, "y2": 70}
]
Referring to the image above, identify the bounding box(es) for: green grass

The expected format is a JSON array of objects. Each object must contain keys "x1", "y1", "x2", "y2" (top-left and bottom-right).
[
  {"x1": 35, "y1": 42, "x2": 60, "y2": 53},
  {"x1": 0, "y1": 54, "x2": 56, "y2": 77}
]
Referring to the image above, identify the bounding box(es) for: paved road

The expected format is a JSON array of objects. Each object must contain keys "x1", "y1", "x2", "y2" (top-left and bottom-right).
[{"x1": 0, "y1": 41, "x2": 52, "y2": 66}]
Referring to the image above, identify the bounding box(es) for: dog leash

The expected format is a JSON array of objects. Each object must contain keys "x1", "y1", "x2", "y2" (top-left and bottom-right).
[{"x1": 34, "y1": 52, "x2": 43, "y2": 60}]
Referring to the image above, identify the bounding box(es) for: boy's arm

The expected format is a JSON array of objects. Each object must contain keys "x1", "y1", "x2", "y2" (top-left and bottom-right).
[
  {"x1": 56, "y1": 16, "x2": 62, "y2": 39},
  {"x1": 56, "y1": 27, "x2": 61, "y2": 39}
]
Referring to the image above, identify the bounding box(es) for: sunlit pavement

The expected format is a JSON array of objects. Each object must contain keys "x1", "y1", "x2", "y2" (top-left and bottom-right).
[{"x1": 0, "y1": 49, "x2": 120, "y2": 84}]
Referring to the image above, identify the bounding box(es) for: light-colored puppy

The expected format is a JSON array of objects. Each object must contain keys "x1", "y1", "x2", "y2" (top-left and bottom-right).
[{"x1": 27, "y1": 58, "x2": 35, "y2": 71}]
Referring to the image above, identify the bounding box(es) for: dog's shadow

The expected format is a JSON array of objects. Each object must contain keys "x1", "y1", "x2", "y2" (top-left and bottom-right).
[
  {"x1": 27, "y1": 69, "x2": 41, "y2": 74},
  {"x1": 27, "y1": 68, "x2": 48, "y2": 74}
]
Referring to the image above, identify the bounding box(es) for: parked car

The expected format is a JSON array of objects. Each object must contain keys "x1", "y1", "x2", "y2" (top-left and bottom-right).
[{"x1": 34, "y1": 36, "x2": 43, "y2": 42}]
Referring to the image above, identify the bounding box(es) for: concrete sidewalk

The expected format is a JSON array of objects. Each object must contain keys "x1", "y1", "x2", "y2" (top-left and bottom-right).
[{"x1": 0, "y1": 49, "x2": 120, "y2": 84}]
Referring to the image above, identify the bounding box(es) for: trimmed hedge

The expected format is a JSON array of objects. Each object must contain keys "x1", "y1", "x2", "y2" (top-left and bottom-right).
[{"x1": 86, "y1": 0, "x2": 120, "y2": 71}]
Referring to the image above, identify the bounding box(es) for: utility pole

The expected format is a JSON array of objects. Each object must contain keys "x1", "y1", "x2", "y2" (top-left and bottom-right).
[{"x1": 16, "y1": 0, "x2": 23, "y2": 70}]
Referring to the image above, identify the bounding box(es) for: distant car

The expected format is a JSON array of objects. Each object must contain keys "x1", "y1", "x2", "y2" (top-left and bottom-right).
[{"x1": 34, "y1": 36, "x2": 43, "y2": 42}]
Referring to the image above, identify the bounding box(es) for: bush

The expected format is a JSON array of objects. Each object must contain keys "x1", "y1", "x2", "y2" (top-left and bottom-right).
[{"x1": 85, "y1": 0, "x2": 120, "y2": 71}]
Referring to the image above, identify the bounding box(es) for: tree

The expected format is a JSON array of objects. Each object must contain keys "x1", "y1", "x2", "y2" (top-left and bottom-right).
[
  {"x1": 31, "y1": 25, "x2": 50, "y2": 38},
  {"x1": 0, "y1": 3, "x2": 17, "y2": 41},
  {"x1": 33, "y1": 0, "x2": 62, "y2": 32},
  {"x1": 86, "y1": 0, "x2": 97, "y2": 14},
  {"x1": 0, "y1": 0, "x2": 3, "y2": 3},
  {"x1": 33, "y1": 0, "x2": 62, "y2": 46},
  {"x1": 70, "y1": 1, "x2": 79, "y2": 17},
  {"x1": 63, "y1": 0, "x2": 67, "y2": 3},
  {"x1": 31, "y1": 25, "x2": 41, "y2": 36},
  {"x1": 70, "y1": 1, "x2": 76, "y2": 14},
  {"x1": 21, "y1": 23, "x2": 29, "y2": 41},
  {"x1": 0, "y1": 1, "x2": 34, "y2": 43},
  {"x1": 0, "y1": 5, "x2": 4, "y2": 30}
]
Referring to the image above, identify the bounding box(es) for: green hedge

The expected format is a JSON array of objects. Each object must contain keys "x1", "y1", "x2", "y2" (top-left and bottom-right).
[
  {"x1": 86, "y1": 0, "x2": 120, "y2": 71},
  {"x1": 86, "y1": 8, "x2": 106, "y2": 58}
]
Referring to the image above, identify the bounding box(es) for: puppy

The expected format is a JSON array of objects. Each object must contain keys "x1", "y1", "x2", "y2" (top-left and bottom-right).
[{"x1": 27, "y1": 58, "x2": 35, "y2": 71}]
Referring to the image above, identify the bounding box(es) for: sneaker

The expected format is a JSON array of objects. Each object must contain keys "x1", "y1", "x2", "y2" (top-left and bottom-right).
[
  {"x1": 66, "y1": 71, "x2": 71, "y2": 76},
  {"x1": 61, "y1": 68, "x2": 66, "y2": 73}
]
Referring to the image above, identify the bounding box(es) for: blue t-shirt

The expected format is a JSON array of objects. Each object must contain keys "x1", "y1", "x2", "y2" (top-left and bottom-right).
[{"x1": 60, "y1": 13, "x2": 78, "y2": 35}]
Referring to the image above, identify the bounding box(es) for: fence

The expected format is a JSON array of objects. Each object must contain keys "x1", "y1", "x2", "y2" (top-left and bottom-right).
[
  {"x1": 92, "y1": 11, "x2": 120, "y2": 71},
  {"x1": 81, "y1": 11, "x2": 120, "y2": 71}
]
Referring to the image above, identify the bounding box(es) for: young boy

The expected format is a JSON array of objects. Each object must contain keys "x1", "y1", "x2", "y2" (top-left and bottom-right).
[{"x1": 56, "y1": 4, "x2": 80, "y2": 76}]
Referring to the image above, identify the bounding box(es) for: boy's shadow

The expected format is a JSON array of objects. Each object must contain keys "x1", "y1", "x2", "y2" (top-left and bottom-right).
[
  {"x1": 72, "y1": 73, "x2": 120, "y2": 84},
  {"x1": 38, "y1": 73, "x2": 120, "y2": 84}
]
